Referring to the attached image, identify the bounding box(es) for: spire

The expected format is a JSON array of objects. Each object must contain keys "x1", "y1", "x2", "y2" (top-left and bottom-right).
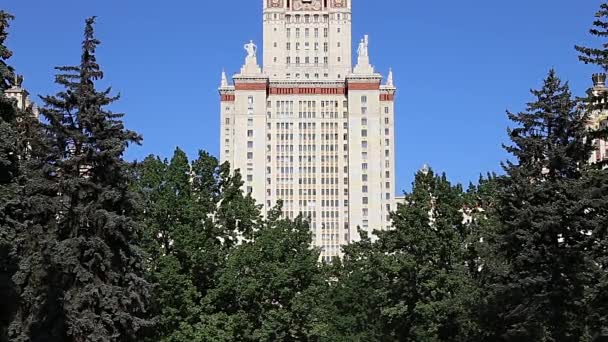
[
  {"x1": 386, "y1": 68, "x2": 394, "y2": 87},
  {"x1": 221, "y1": 69, "x2": 228, "y2": 87}
]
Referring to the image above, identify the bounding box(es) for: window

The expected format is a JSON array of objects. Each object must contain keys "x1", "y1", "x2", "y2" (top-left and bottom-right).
[
  {"x1": 386, "y1": 193, "x2": 391, "y2": 200},
  {"x1": 385, "y1": 117, "x2": 390, "y2": 124},
  {"x1": 361, "y1": 141, "x2": 368, "y2": 148},
  {"x1": 361, "y1": 95, "x2": 367, "y2": 103},
  {"x1": 362, "y1": 197, "x2": 368, "y2": 205},
  {"x1": 247, "y1": 130, "x2": 253, "y2": 137},
  {"x1": 362, "y1": 163, "x2": 368, "y2": 170},
  {"x1": 385, "y1": 150, "x2": 390, "y2": 157},
  {"x1": 287, "y1": 42, "x2": 291, "y2": 50},
  {"x1": 314, "y1": 28, "x2": 319, "y2": 38},
  {"x1": 361, "y1": 107, "x2": 368, "y2": 115},
  {"x1": 385, "y1": 128, "x2": 390, "y2": 136},
  {"x1": 362, "y1": 185, "x2": 368, "y2": 193},
  {"x1": 247, "y1": 141, "x2": 253, "y2": 148},
  {"x1": 247, "y1": 175, "x2": 253, "y2": 182},
  {"x1": 247, "y1": 152, "x2": 253, "y2": 160},
  {"x1": 362, "y1": 174, "x2": 368, "y2": 182},
  {"x1": 287, "y1": 57, "x2": 291, "y2": 64},
  {"x1": 385, "y1": 107, "x2": 389, "y2": 114},
  {"x1": 248, "y1": 96, "x2": 254, "y2": 106},
  {"x1": 361, "y1": 118, "x2": 367, "y2": 126},
  {"x1": 361, "y1": 130, "x2": 367, "y2": 137},
  {"x1": 225, "y1": 118, "x2": 230, "y2": 124}
]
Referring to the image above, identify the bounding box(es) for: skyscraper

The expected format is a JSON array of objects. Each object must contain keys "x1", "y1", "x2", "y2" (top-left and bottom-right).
[
  {"x1": 589, "y1": 73, "x2": 608, "y2": 165},
  {"x1": 219, "y1": 0, "x2": 396, "y2": 260}
]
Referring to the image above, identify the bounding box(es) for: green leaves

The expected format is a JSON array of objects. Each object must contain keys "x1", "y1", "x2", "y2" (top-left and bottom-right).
[{"x1": 328, "y1": 168, "x2": 479, "y2": 342}]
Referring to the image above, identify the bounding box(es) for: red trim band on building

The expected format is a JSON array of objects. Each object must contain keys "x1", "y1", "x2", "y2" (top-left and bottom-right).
[
  {"x1": 234, "y1": 83, "x2": 268, "y2": 91},
  {"x1": 380, "y1": 94, "x2": 395, "y2": 101},
  {"x1": 348, "y1": 82, "x2": 381, "y2": 91},
  {"x1": 220, "y1": 94, "x2": 235, "y2": 102},
  {"x1": 269, "y1": 87, "x2": 346, "y2": 95}
]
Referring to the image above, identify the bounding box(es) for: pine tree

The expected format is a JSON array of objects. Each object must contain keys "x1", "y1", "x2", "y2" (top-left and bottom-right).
[
  {"x1": 481, "y1": 70, "x2": 604, "y2": 341},
  {"x1": 10, "y1": 17, "x2": 153, "y2": 342}
]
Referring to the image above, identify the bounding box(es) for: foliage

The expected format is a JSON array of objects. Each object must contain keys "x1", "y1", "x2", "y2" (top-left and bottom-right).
[
  {"x1": 479, "y1": 70, "x2": 607, "y2": 341},
  {"x1": 9, "y1": 17, "x2": 153, "y2": 342},
  {"x1": 134, "y1": 149, "x2": 260, "y2": 341}
]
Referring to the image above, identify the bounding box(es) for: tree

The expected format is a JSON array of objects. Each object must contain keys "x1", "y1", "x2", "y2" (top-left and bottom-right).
[
  {"x1": 134, "y1": 149, "x2": 261, "y2": 341},
  {"x1": 9, "y1": 17, "x2": 153, "y2": 342},
  {"x1": 199, "y1": 205, "x2": 330, "y2": 341},
  {"x1": 480, "y1": 70, "x2": 604, "y2": 341},
  {"x1": 0, "y1": 10, "x2": 18, "y2": 342},
  {"x1": 331, "y1": 168, "x2": 479, "y2": 341},
  {"x1": 576, "y1": 2, "x2": 608, "y2": 72}
]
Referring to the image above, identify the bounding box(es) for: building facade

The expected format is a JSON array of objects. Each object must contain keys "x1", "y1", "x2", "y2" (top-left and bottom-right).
[
  {"x1": 219, "y1": 0, "x2": 396, "y2": 260},
  {"x1": 589, "y1": 73, "x2": 608, "y2": 165},
  {"x1": 3, "y1": 74, "x2": 38, "y2": 116}
]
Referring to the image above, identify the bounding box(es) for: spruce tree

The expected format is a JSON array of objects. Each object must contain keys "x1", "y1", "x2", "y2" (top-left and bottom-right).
[
  {"x1": 0, "y1": 10, "x2": 18, "y2": 342},
  {"x1": 576, "y1": 2, "x2": 608, "y2": 72},
  {"x1": 481, "y1": 70, "x2": 603, "y2": 341},
  {"x1": 10, "y1": 17, "x2": 153, "y2": 342}
]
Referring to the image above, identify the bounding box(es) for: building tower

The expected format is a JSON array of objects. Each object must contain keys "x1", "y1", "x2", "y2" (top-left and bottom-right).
[
  {"x1": 588, "y1": 73, "x2": 608, "y2": 165},
  {"x1": 219, "y1": 0, "x2": 397, "y2": 260}
]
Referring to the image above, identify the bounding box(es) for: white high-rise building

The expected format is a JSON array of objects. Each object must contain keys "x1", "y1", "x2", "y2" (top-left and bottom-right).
[
  {"x1": 219, "y1": 0, "x2": 397, "y2": 260},
  {"x1": 589, "y1": 73, "x2": 608, "y2": 165}
]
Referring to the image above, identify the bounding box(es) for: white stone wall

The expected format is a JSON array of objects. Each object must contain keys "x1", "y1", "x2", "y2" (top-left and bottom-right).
[{"x1": 220, "y1": 0, "x2": 397, "y2": 259}]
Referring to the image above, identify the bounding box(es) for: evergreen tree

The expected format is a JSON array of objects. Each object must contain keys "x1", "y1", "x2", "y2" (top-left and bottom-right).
[
  {"x1": 481, "y1": 70, "x2": 604, "y2": 341},
  {"x1": 576, "y1": 2, "x2": 608, "y2": 73},
  {"x1": 0, "y1": 10, "x2": 18, "y2": 342},
  {"x1": 10, "y1": 17, "x2": 153, "y2": 342},
  {"x1": 331, "y1": 169, "x2": 479, "y2": 341},
  {"x1": 135, "y1": 149, "x2": 260, "y2": 341},
  {"x1": 199, "y1": 205, "x2": 329, "y2": 341}
]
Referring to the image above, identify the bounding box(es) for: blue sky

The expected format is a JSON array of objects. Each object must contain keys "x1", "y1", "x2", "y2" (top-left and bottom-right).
[{"x1": 3, "y1": 0, "x2": 604, "y2": 192}]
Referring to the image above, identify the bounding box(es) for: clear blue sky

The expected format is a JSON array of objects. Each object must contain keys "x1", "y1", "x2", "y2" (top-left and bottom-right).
[{"x1": 3, "y1": 0, "x2": 604, "y2": 192}]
